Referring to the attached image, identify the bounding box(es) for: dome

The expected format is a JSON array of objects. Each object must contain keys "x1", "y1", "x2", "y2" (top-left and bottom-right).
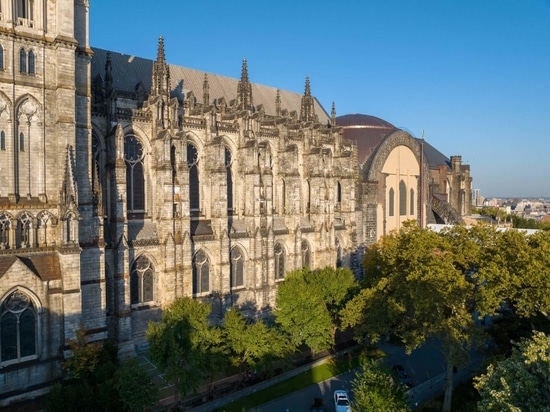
[{"x1": 336, "y1": 113, "x2": 397, "y2": 165}]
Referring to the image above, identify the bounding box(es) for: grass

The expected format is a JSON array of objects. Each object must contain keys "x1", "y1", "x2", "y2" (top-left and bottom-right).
[{"x1": 217, "y1": 347, "x2": 384, "y2": 412}]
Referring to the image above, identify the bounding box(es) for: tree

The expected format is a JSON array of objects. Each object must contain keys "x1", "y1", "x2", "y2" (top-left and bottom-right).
[
  {"x1": 46, "y1": 326, "x2": 156, "y2": 412},
  {"x1": 146, "y1": 296, "x2": 228, "y2": 399},
  {"x1": 342, "y1": 223, "x2": 496, "y2": 412},
  {"x1": 223, "y1": 309, "x2": 292, "y2": 379},
  {"x1": 274, "y1": 267, "x2": 357, "y2": 354},
  {"x1": 475, "y1": 331, "x2": 550, "y2": 411},
  {"x1": 351, "y1": 359, "x2": 410, "y2": 412}
]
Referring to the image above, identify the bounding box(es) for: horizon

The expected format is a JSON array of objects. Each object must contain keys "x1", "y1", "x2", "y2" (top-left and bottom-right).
[{"x1": 90, "y1": 0, "x2": 550, "y2": 198}]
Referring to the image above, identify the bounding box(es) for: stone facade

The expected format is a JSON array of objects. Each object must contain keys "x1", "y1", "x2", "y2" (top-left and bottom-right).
[{"x1": 0, "y1": 1, "x2": 472, "y2": 406}]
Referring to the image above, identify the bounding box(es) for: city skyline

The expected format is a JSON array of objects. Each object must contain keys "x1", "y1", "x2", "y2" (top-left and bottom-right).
[{"x1": 90, "y1": 0, "x2": 550, "y2": 198}]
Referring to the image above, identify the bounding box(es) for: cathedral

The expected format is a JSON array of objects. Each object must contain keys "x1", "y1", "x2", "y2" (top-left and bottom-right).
[{"x1": 0, "y1": 0, "x2": 471, "y2": 405}]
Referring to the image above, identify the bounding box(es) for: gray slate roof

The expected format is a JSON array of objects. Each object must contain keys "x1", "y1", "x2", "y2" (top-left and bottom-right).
[{"x1": 91, "y1": 48, "x2": 329, "y2": 122}]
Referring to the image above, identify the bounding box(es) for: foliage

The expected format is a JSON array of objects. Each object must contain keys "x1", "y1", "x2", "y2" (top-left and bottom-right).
[
  {"x1": 147, "y1": 296, "x2": 229, "y2": 398},
  {"x1": 475, "y1": 331, "x2": 550, "y2": 411},
  {"x1": 274, "y1": 267, "x2": 357, "y2": 354},
  {"x1": 223, "y1": 308, "x2": 292, "y2": 377},
  {"x1": 350, "y1": 359, "x2": 410, "y2": 412},
  {"x1": 342, "y1": 222, "x2": 498, "y2": 412},
  {"x1": 46, "y1": 326, "x2": 157, "y2": 412}
]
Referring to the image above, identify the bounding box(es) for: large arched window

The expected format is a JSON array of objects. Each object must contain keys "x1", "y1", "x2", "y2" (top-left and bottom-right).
[
  {"x1": 27, "y1": 50, "x2": 35, "y2": 75},
  {"x1": 19, "y1": 48, "x2": 26, "y2": 73},
  {"x1": 301, "y1": 239, "x2": 310, "y2": 269},
  {"x1": 1, "y1": 290, "x2": 37, "y2": 364},
  {"x1": 187, "y1": 143, "x2": 200, "y2": 215},
  {"x1": 193, "y1": 249, "x2": 209, "y2": 295},
  {"x1": 388, "y1": 188, "x2": 395, "y2": 217},
  {"x1": 130, "y1": 255, "x2": 154, "y2": 305},
  {"x1": 274, "y1": 242, "x2": 285, "y2": 280},
  {"x1": 410, "y1": 188, "x2": 415, "y2": 216},
  {"x1": 225, "y1": 147, "x2": 233, "y2": 214},
  {"x1": 124, "y1": 136, "x2": 145, "y2": 213},
  {"x1": 399, "y1": 180, "x2": 407, "y2": 216},
  {"x1": 230, "y1": 246, "x2": 244, "y2": 288}
]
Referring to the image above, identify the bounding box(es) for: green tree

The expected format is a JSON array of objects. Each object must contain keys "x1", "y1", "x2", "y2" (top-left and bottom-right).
[
  {"x1": 275, "y1": 267, "x2": 357, "y2": 354},
  {"x1": 223, "y1": 309, "x2": 292, "y2": 378},
  {"x1": 475, "y1": 331, "x2": 550, "y2": 411},
  {"x1": 351, "y1": 359, "x2": 410, "y2": 412},
  {"x1": 146, "y1": 296, "x2": 228, "y2": 399},
  {"x1": 342, "y1": 223, "x2": 494, "y2": 412},
  {"x1": 114, "y1": 358, "x2": 158, "y2": 412}
]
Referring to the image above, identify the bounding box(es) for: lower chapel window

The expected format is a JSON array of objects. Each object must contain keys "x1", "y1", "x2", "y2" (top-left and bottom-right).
[
  {"x1": 193, "y1": 250, "x2": 210, "y2": 295},
  {"x1": 130, "y1": 256, "x2": 154, "y2": 305},
  {"x1": 274, "y1": 243, "x2": 285, "y2": 280},
  {"x1": 301, "y1": 239, "x2": 310, "y2": 268},
  {"x1": 125, "y1": 136, "x2": 145, "y2": 213},
  {"x1": 230, "y1": 246, "x2": 244, "y2": 288},
  {"x1": 1, "y1": 290, "x2": 37, "y2": 364}
]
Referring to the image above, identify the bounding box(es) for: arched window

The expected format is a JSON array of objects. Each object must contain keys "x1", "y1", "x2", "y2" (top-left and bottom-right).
[
  {"x1": 17, "y1": 212, "x2": 32, "y2": 248},
  {"x1": 0, "y1": 45, "x2": 4, "y2": 70},
  {"x1": 0, "y1": 131, "x2": 5, "y2": 150},
  {"x1": 399, "y1": 180, "x2": 407, "y2": 216},
  {"x1": 19, "y1": 133, "x2": 24, "y2": 151},
  {"x1": 388, "y1": 188, "x2": 395, "y2": 217},
  {"x1": 193, "y1": 249, "x2": 209, "y2": 295},
  {"x1": 0, "y1": 214, "x2": 10, "y2": 249},
  {"x1": 335, "y1": 237, "x2": 342, "y2": 268},
  {"x1": 19, "y1": 48, "x2": 26, "y2": 73},
  {"x1": 274, "y1": 242, "x2": 285, "y2": 280},
  {"x1": 410, "y1": 188, "x2": 415, "y2": 215},
  {"x1": 230, "y1": 246, "x2": 244, "y2": 288},
  {"x1": 130, "y1": 256, "x2": 154, "y2": 305},
  {"x1": 27, "y1": 50, "x2": 35, "y2": 75},
  {"x1": 301, "y1": 239, "x2": 310, "y2": 269},
  {"x1": 1, "y1": 290, "x2": 37, "y2": 364},
  {"x1": 306, "y1": 180, "x2": 311, "y2": 213},
  {"x1": 280, "y1": 179, "x2": 286, "y2": 214},
  {"x1": 187, "y1": 143, "x2": 200, "y2": 216},
  {"x1": 225, "y1": 147, "x2": 233, "y2": 214},
  {"x1": 336, "y1": 181, "x2": 342, "y2": 208},
  {"x1": 124, "y1": 136, "x2": 145, "y2": 213}
]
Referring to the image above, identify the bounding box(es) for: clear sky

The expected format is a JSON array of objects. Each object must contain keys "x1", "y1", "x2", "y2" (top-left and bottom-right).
[{"x1": 89, "y1": 0, "x2": 550, "y2": 199}]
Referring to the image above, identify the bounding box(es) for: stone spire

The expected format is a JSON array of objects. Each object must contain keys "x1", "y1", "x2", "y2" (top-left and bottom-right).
[
  {"x1": 331, "y1": 102, "x2": 336, "y2": 127},
  {"x1": 300, "y1": 76, "x2": 316, "y2": 122},
  {"x1": 275, "y1": 89, "x2": 281, "y2": 117},
  {"x1": 237, "y1": 59, "x2": 253, "y2": 111},
  {"x1": 60, "y1": 145, "x2": 78, "y2": 210},
  {"x1": 203, "y1": 73, "x2": 210, "y2": 107},
  {"x1": 151, "y1": 36, "x2": 171, "y2": 97}
]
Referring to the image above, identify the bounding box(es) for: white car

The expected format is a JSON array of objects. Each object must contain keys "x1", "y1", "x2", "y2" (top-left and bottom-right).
[{"x1": 333, "y1": 390, "x2": 351, "y2": 412}]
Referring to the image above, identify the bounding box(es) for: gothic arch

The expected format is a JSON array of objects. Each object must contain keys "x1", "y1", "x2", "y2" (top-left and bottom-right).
[
  {"x1": 130, "y1": 254, "x2": 156, "y2": 305},
  {"x1": 274, "y1": 240, "x2": 287, "y2": 280},
  {"x1": 0, "y1": 91, "x2": 12, "y2": 120},
  {"x1": 229, "y1": 244, "x2": 246, "y2": 289},
  {"x1": 0, "y1": 288, "x2": 41, "y2": 366},
  {"x1": 192, "y1": 248, "x2": 212, "y2": 295}
]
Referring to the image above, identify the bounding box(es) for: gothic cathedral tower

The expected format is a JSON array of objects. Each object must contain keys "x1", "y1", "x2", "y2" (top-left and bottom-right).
[{"x1": 0, "y1": 0, "x2": 103, "y2": 405}]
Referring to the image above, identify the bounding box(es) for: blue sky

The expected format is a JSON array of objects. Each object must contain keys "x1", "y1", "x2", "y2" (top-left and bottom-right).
[{"x1": 90, "y1": 0, "x2": 550, "y2": 199}]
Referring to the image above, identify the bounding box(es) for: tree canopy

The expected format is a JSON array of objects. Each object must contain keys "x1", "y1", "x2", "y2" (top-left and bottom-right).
[{"x1": 475, "y1": 331, "x2": 550, "y2": 411}]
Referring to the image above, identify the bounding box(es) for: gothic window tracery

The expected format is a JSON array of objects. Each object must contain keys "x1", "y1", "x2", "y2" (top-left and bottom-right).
[
  {"x1": 17, "y1": 212, "x2": 32, "y2": 248},
  {"x1": 124, "y1": 136, "x2": 145, "y2": 213},
  {"x1": 230, "y1": 246, "x2": 244, "y2": 288},
  {"x1": 192, "y1": 249, "x2": 210, "y2": 295},
  {"x1": 187, "y1": 143, "x2": 200, "y2": 215},
  {"x1": 0, "y1": 214, "x2": 10, "y2": 249},
  {"x1": 274, "y1": 242, "x2": 285, "y2": 280},
  {"x1": 1, "y1": 290, "x2": 37, "y2": 365},
  {"x1": 301, "y1": 239, "x2": 310, "y2": 268},
  {"x1": 130, "y1": 255, "x2": 154, "y2": 305}
]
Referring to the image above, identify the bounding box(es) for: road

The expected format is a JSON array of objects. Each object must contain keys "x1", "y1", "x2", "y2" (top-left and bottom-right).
[{"x1": 253, "y1": 339, "x2": 467, "y2": 412}]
